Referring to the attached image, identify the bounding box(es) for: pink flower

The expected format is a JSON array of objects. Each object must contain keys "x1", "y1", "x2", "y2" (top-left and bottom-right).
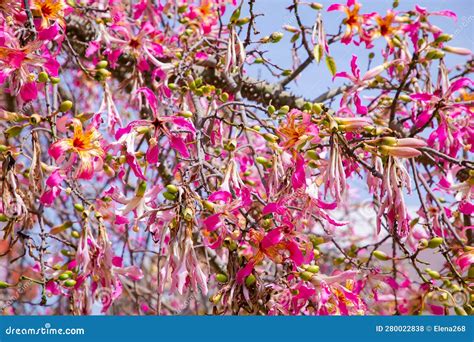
[
  {"x1": 49, "y1": 119, "x2": 104, "y2": 180},
  {"x1": 40, "y1": 169, "x2": 65, "y2": 206}
]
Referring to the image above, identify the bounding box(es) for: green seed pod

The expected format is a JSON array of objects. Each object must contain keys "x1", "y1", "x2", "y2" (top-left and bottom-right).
[
  {"x1": 418, "y1": 238, "x2": 428, "y2": 249},
  {"x1": 203, "y1": 200, "x2": 215, "y2": 212},
  {"x1": 434, "y1": 33, "x2": 452, "y2": 43},
  {"x1": 263, "y1": 133, "x2": 279, "y2": 143},
  {"x1": 183, "y1": 207, "x2": 194, "y2": 221},
  {"x1": 0, "y1": 214, "x2": 8, "y2": 222},
  {"x1": 96, "y1": 60, "x2": 108, "y2": 69},
  {"x1": 29, "y1": 114, "x2": 42, "y2": 125},
  {"x1": 309, "y1": 235, "x2": 324, "y2": 247},
  {"x1": 71, "y1": 230, "x2": 80, "y2": 239},
  {"x1": 278, "y1": 105, "x2": 290, "y2": 115},
  {"x1": 270, "y1": 32, "x2": 284, "y2": 43},
  {"x1": 428, "y1": 237, "x2": 443, "y2": 249},
  {"x1": 256, "y1": 156, "x2": 270, "y2": 166},
  {"x1": 178, "y1": 110, "x2": 193, "y2": 118},
  {"x1": 300, "y1": 271, "x2": 313, "y2": 281},
  {"x1": 163, "y1": 191, "x2": 177, "y2": 201},
  {"x1": 381, "y1": 137, "x2": 398, "y2": 146},
  {"x1": 468, "y1": 265, "x2": 474, "y2": 279},
  {"x1": 310, "y1": 2, "x2": 323, "y2": 10},
  {"x1": 426, "y1": 269, "x2": 441, "y2": 279},
  {"x1": 216, "y1": 273, "x2": 228, "y2": 283},
  {"x1": 306, "y1": 150, "x2": 319, "y2": 160},
  {"x1": 219, "y1": 92, "x2": 229, "y2": 102},
  {"x1": 0, "y1": 281, "x2": 11, "y2": 289},
  {"x1": 245, "y1": 274, "x2": 256, "y2": 287},
  {"x1": 373, "y1": 250, "x2": 390, "y2": 261},
  {"x1": 210, "y1": 293, "x2": 222, "y2": 304},
  {"x1": 50, "y1": 76, "x2": 61, "y2": 84},
  {"x1": 59, "y1": 100, "x2": 73, "y2": 113},
  {"x1": 306, "y1": 265, "x2": 320, "y2": 274},
  {"x1": 64, "y1": 279, "x2": 77, "y2": 287},
  {"x1": 166, "y1": 184, "x2": 179, "y2": 194},
  {"x1": 312, "y1": 103, "x2": 323, "y2": 114},
  {"x1": 5, "y1": 125, "x2": 24, "y2": 138},
  {"x1": 73, "y1": 203, "x2": 84, "y2": 212},
  {"x1": 267, "y1": 105, "x2": 276, "y2": 115},
  {"x1": 303, "y1": 102, "x2": 313, "y2": 111},
  {"x1": 425, "y1": 49, "x2": 445, "y2": 60},
  {"x1": 454, "y1": 306, "x2": 468, "y2": 316},
  {"x1": 58, "y1": 273, "x2": 70, "y2": 281},
  {"x1": 95, "y1": 68, "x2": 111, "y2": 81},
  {"x1": 38, "y1": 71, "x2": 49, "y2": 83}
]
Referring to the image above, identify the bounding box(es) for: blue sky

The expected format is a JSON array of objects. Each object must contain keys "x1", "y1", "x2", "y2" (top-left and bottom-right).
[{"x1": 242, "y1": 0, "x2": 474, "y2": 100}]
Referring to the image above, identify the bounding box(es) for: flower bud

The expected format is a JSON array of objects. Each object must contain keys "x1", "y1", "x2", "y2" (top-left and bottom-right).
[
  {"x1": 267, "y1": 105, "x2": 276, "y2": 115},
  {"x1": 73, "y1": 203, "x2": 84, "y2": 212},
  {"x1": 310, "y1": 2, "x2": 323, "y2": 10},
  {"x1": 306, "y1": 265, "x2": 320, "y2": 273},
  {"x1": 381, "y1": 137, "x2": 398, "y2": 146},
  {"x1": 0, "y1": 214, "x2": 8, "y2": 222},
  {"x1": 263, "y1": 133, "x2": 279, "y2": 143},
  {"x1": 136, "y1": 181, "x2": 147, "y2": 197},
  {"x1": 95, "y1": 68, "x2": 111, "y2": 81},
  {"x1": 278, "y1": 105, "x2": 290, "y2": 115},
  {"x1": 59, "y1": 100, "x2": 73, "y2": 113},
  {"x1": 203, "y1": 200, "x2": 215, "y2": 212},
  {"x1": 418, "y1": 238, "x2": 428, "y2": 249},
  {"x1": 183, "y1": 207, "x2": 194, "y2": 221},
  {"x1": 425, "y1": 49, "x2": 445, "y2": 60},
  {"x1": 306, "y1": 150, "x2": 319, "y2": 160},
  {"x1": 312, "y1": 103, "x2": 323, "y2": 114},
  {"x1": 50, "y1": 77, "x2": 61, "y2": 84},
  {"x1": 236, "y1": 17, "x2": 251, "y2": 26},
  {"x1": 58, "y1": 273, "x2": 70, "y2": 281},
  {"x1": 428, "y1": 237, "x2": 443, "y2": 249},
  {"x1": 245, "y1": 274, "x2": 256, "y2": 287},
  {"x1": 270, "y1": 32, "x2": 284, "y2": 43},
  {"x1": 210, "y1": 293, "x2": 222, "y2": 304},
  {"x1": 426, "y1": 269, "x2": 441, "y2": 279},
  {"x1": 442, "y1": 46, "x2": 472, "y2": 56},
  {"x1": 219, "y1": 92, "x2": 229, "y2": 102},
  {"x1": 434, "y1": 34, "x2": 452, "y2": 43},
  {"x1": 64, "y1": 279, "x2": 77, "y2": 287},
  {"x1": 163, "y1": 191, "x2": 177, "y2": 201},
  {"x1": 29, "y1": 114, "x2": 42, "y2": 125},
  {"x1": 38, "y1": 71, "x2": 49, "y2": 83},
  {"x1": 96, "y1": 60, "x2": 108, "y2": 69},
  {"x1": 166, "y1": 184, "x2": 179, "y2": 194},
  {"x1": 0, "y1": 281, "x2": 11, "y2": 289},
  {"x1": 5, "y1": 125, "x2": 25, "y2": 138},
  {"x1": 373, "y1": 250, "x2": 390, "y2": 261},
  {"x1": 454, "y1": 306, "x2": 468, "y2": 316},
  {"x1": 178, "y1": 110, "x2": 193, "y2": 118},
  {"x1": 256, "y1": 156, "x2": 271, "y2": 167},
  {"x1": 216, "y1": 273, "x2": 228, "y2": 283},
  {"x1": 300, "y1": 271, "x2": 313, "y2": 281}
]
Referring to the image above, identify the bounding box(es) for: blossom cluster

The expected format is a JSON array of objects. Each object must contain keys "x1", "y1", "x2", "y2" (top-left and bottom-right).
[{"x1": 0, "y1": 0, "x2": 472, "y2": 316}]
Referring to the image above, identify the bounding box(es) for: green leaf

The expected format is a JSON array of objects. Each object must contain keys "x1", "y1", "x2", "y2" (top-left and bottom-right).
[
  {"x1": 325, "y1": 55, "x2": 337, "y2": 76},
  {"x1": 313, "y1": 44, "x2": 324, "y2": 63}
]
